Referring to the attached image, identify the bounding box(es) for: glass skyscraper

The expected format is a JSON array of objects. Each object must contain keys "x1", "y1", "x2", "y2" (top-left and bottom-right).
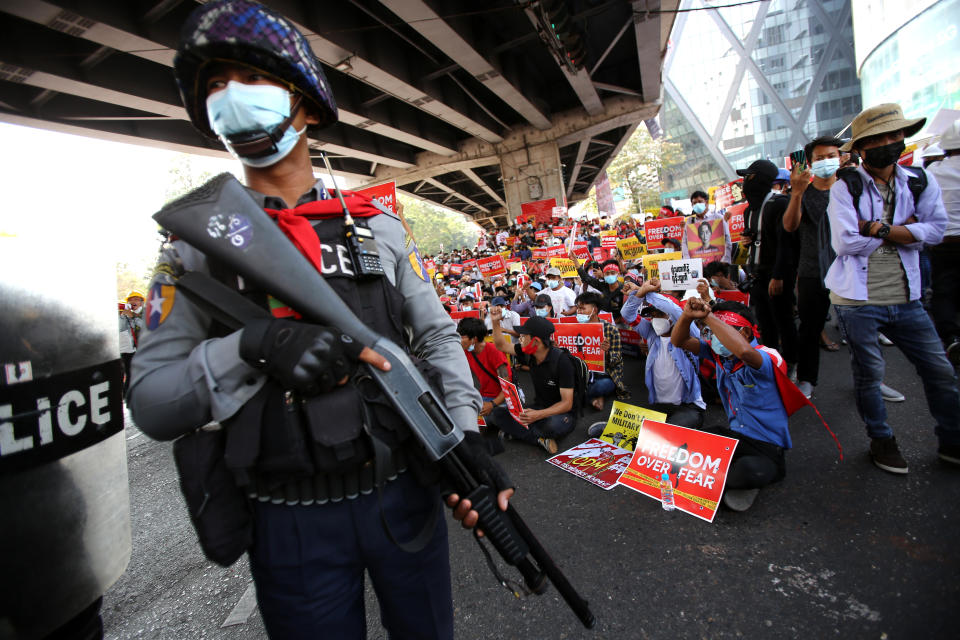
[{"x1": 659, "y1": 0, "x2": 862, "y2": 197}]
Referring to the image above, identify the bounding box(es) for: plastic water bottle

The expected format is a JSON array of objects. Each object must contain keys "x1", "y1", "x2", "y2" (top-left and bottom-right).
[{"x1": 659, "y1": 472, "x2": 676, "y2": 511}]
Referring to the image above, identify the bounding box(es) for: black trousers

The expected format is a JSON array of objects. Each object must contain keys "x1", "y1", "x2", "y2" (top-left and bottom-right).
[
  {"x1": 702, "y1": 426, "x2": 786, "y2": 490},
  {"x1": 796, "y1": 277, "x2": 831, "y2": 385},
  {"x1": 650, "y1": 402, "x2": 704, "y2": 429},
  {"x1": 121, "y1": 352, "x2": 134, "y2": 395},
  {"x1": 750, "y1": 269, "x2": 798, "y2": 364},
  {"x1": 930, "y1": 242, "x2": 960, "y2": 344}
]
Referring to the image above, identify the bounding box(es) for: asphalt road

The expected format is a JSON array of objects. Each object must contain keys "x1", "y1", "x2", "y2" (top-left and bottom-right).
[{"x1": 102, "y1": 334, "x2": 960, "y2": 639}]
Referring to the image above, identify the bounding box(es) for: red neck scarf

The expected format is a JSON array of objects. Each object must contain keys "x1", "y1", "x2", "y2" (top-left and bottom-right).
[{"x1": 262, "y1": 191, "x2": 382, "y2": 272}]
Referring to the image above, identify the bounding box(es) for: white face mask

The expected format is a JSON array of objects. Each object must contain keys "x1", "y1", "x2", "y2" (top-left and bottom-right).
[
  {"x1": 650, "y1": 317, "x2": 672, "y2": 336},
  {"x1": 206, "y1": 81, "x2": 305, "y2": 167}
]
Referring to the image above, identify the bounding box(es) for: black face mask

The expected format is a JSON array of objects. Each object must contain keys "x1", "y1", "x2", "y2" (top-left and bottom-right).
[
  {"x1": 743, "y1": 176, "x2": 773, "y2": 203},
  {"x1": 862, "y1": 140, "x2": 906, "y2": 169}
]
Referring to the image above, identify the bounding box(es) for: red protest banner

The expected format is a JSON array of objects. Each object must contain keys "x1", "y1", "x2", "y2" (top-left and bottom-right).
[
  {"x1": 644, "y1": 216, "x2": 685, "y2": 250},
  {"x1": 592, "y1": 247, "x2": 602, "y2": 261},
  {"x1": 505, "y1": 235, "x2": 517, "y2": 246},
  {"x1": 618, "y1": 420, "x2": 739, "y2": 523},
  {"x1": 713, "y1": 179, "x2": 744, "y2": 210},
  {"x1": 477, "y1": 255, "x2": 507, "y2": 278},
  {"x1": 726, "y1": 202, "x2": 747, "y2": 243},
  {"x1": 553, "y1": 323, "x2": 605, "y2": 372},
  {"x1": 449, "y1": 310, "x2": 481, "y2": 320},
  {"x1": 552, "y1": 226, "x2": 570, "y2": 238},
  {"x1": 354, "y1": 181, "x2": 397, "y2": 214},
  {"x1": 546, "y1": 245, "x2": 566, "y2": 258},
  {"x1": 572, "y1": 241, "x2": 590, "y2": 261},
  {"x1": 534, "y1": 230, "x2": 550, "y2": 243},
  {"x1": 618, "y1": 328, "x2": 643, "y2": 357},
  {"x1": 532, "y1": 247, "x2": 551, "y2": 260},
  {"x1": 520, "y1": 198, "x2": 557, "y2": 226},
  {"x1": 547, "y1": 438, "x2": 634, "y2": 490},
  {"x1": 449, "y1": 264, "x2": 464, "y2": 275},
  {"x1": 462, "y1": 259, "x2": 477, "y2": 269},
  {"x1": 600, "y1": 235, "x2": 618, "y2": 249},
  {"x1": 424, "y1": 259, "x2": 435, "y2": 272},
  {"x1": 498, "y1": 376, "x2": 525, "y2": 424}
]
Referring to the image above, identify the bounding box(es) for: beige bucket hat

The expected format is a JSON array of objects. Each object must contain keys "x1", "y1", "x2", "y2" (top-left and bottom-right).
[{"x1": 841, "y1": 103, "x2": 926, "y2": 152}]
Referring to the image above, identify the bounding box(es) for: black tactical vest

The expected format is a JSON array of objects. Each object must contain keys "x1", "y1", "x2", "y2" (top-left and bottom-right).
[{"x1": 207, "y1": 215, "x2": 438, "y2": 504}]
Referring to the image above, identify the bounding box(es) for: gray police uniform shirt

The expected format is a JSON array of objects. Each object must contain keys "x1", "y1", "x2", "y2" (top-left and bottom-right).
[{"x1": 128, "y1": 180, "x2": 481, "y2": 440}]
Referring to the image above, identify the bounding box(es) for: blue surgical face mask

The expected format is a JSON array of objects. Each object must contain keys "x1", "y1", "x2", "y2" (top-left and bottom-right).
[
  {"x1": 462, "y1": 305, "x2": 472, "y2": 311},
  {"x1": 548, "y1": 279, "x2": 561, "y2": 289},
  {"x1": 628, "y1": 269, "x2": 640, "y2": 277},
  {"x1": 535, "y1": 307, "x2": 549, "y2": 317},
  {"x1": 576, "y1": 313, "x2": 591, "y2": 323},
  {"x1": 710, "y1": 278, "x2": 719, "y2": 288},
  {"x1": 692, "y1": 202, "x2": 707, "y2": 215},
  {"x1": 710, "y1": 334, "x2": 732, "y2": 357},
  {"x1": 467, "y1": 343, "x2": 475, "y2": 352},
  {"x1": 604, "y1": 274, "x2": 619, "y2": 285},
  {"x1": 811, "y1": 158, "x2": 840, "y2": 178},
  {"x1": 206, "y1": 81, "x2": 305, "y2": 167}
]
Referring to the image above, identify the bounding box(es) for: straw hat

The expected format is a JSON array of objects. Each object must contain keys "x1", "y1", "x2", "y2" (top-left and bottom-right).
[{"x1": 841, "y1": 103, "x2": 926, "y2": 152}]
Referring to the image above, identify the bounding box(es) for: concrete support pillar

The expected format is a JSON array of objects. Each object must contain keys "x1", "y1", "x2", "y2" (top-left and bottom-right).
[{"x1": 499, "y1": 140, "x2": 565, "y2": 224}]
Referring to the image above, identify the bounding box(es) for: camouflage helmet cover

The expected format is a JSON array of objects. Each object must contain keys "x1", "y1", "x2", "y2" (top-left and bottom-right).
[{"x1": 173, "y1": 0, "x2": 337, "y2": 138}]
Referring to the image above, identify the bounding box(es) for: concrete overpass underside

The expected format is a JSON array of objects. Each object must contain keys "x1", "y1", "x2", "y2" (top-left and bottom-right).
[{"x1": 0, "y1": 0, "x2": 676, "y2": 227}]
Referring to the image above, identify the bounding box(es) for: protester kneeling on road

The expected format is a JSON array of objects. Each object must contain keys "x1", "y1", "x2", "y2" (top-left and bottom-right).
[
  {"x1": 486, "y1": 309, "x2": 575, "y2": 455},
  {"x1": 574, "y1": 292, "x2": 628, "y2": 412},
  {"x1": 670, "y1": 299, "x2": 790, "y2": 511},
  {"x1": 615, "y1": 278, "x2": 705, "y2": 432}
]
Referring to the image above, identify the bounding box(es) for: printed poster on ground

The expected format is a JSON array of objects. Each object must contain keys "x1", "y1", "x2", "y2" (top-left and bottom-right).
[
  {"x1": 552, "y1": 323, "x2": 605, "y2": 372},
  {"x1": 598, "y1": 401, "x2": 667, "y2": 451},
  {"x1": 618, "y1": 420, "x2": 739, "y2": 523},
  {"x1": 547, "y1": 439, "x2": 634, "y2": 490},
  {"x1": 684, "y1": 218, "x2": 725, "y2": 264}
]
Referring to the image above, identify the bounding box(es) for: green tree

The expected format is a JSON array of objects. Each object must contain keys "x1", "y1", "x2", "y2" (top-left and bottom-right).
[
  {"x1": 606, "y1": 128, "x2": 684, "y2": 213},
  {"x1": 398, "y1": 195, "x2": 481, "y2": 254}
]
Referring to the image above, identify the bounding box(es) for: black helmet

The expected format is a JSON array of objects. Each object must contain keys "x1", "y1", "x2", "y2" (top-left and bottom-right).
[{"x1": 173, "y1": 0, "x2": 337, "y2": 140}]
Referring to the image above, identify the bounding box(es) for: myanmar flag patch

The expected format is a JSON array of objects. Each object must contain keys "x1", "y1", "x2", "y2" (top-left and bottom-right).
[
  {"x1": 146, "y1": 283, "x2": 176, "y2": 330},
  {"x1": 407, "y1": 243, "x2": 427, "y2": 282}
]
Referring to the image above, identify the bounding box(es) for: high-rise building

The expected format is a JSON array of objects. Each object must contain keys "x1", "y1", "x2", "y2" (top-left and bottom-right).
[
  {"x1": 659, "y1": 0, "x2": 862, "y2": 198},
  {"x1": 852, "y1": 0, "x2": 959, "y2": 121}
]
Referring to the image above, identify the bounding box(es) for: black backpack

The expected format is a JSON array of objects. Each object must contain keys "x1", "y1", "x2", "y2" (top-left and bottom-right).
[
  {"x1": 836, "y1": 165, "x2": 928, "y2": 215},
  {"x1": 551, "y1": 346, "x2": 589, "y2": 418},
  {"x1": 823, "y1": 165, "x2": 928, "y2": 279}
]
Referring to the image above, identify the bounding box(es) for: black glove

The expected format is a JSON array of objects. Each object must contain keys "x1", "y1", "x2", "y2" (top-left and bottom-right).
[
  {"x1": 239, "y1": 318, "x2": 364, "y2": 395},
  {"x1": 452, "y1": 431, "x2": 515, "y2": 495}
]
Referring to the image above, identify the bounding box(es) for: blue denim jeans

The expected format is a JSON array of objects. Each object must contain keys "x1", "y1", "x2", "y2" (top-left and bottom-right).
[
  {"x1": 587, "y1": 376, "x2": 616, "y2": 399},
  {"x1": 834, "y1": 301, "x2": 960, "y2": 445},
  {"x1": 486, "y1": 406, "x2": 574, "y2": 445}
]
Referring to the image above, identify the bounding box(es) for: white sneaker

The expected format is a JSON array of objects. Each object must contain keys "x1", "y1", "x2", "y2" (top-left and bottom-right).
[
  {"x1": 880, "y1": 383, "x2": 905, "y2": 402},
  {"x1": 797, "y1": 381, "x2": 813, "y2": 399},
  {"x1": 722, "y1": 488, "x2": 760, "y2": 511},
  {"x1": 879, "y1": 333, "x2": 894, "y2": 346}
]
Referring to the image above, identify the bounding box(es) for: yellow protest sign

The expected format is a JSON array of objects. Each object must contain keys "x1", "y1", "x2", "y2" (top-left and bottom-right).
[
  {"x1": 507, "y1": 262, "x2": 524, "y2": 274},
  {"x1": 500, "y1": 250, "x2": 512, "y2": 261},
  {"x1": 642, "y1": 251, "x2": 682, "y2": 280},
  {"x1": 550, "y1": 257, "x2": 578, "y2": 278},
  {"x1": 599, "y1": 401, "x2": 667, "y2": 451},
  {"x1": 616, "y1": 237, "x2": 647, "y2": 261},
  {"x1": 600, "y1": 229, "x2": 618, "y2": 237}
]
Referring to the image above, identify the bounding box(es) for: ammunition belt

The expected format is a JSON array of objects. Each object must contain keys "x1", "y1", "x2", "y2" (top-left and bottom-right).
[{"x1": 245, "y1": 448, "x2": 408, "y2": 505}]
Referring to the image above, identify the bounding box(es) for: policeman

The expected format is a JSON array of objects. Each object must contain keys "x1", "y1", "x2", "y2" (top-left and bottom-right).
[{"x1": 128, "y1": 1, "x2": 512, "y2": 637}]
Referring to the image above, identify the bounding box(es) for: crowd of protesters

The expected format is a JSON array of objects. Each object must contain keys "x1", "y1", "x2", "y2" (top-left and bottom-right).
[{"x1": 425, "y1": 102, "x2": 959, "y2": 510}]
